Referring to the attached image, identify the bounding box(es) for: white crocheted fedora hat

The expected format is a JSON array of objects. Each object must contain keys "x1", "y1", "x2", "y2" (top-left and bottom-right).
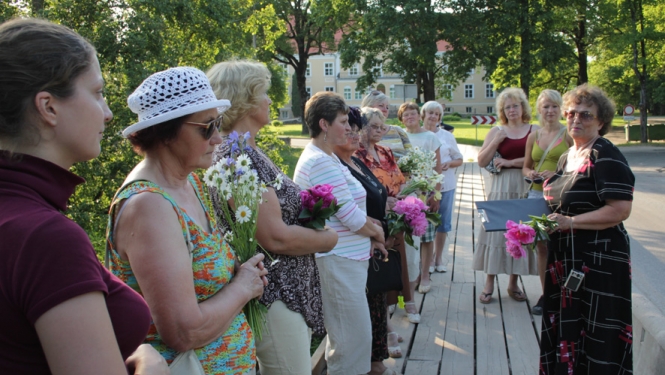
[{"x1": 122, "y1": 67, "x2": 231, "y2": 138}]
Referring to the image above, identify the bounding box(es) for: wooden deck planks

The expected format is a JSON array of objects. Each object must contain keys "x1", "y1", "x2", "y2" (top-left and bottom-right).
[
  {"x1": 440, "y1": 282, "x2": 475, "y2": 374},
  {"x1": 497, "y1": 274, "x2": 541, "y2": 374},
  {"x1": 408, "y1": 277, "x2": 450, "y2": 361},
  {"x1": 475, "y1": 270, "x2": 511, "y2": 375},
  {"x1": 375, "y1": 162, "x2": 544, "y2": 375}
]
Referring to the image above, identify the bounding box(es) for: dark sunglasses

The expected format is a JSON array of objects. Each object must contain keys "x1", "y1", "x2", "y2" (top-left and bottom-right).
[
  {"x1": 185, "y1": 115, "x2": 223, "y2": 140},
  {"x1": 564, "y1": 110, "x2": 597, "y2": 122}
]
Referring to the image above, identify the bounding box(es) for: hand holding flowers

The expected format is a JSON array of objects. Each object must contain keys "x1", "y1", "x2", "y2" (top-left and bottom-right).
[
  {"x1": 386, "y1": 196, "x2": 441, "y2": 247},
  {"x1": 398, "y1": 147, "x2": 444, "y2": 201},
  {"x1": 504, "y1": 214, "x2": 558, "y2": 259},
  {"x1": 203, "y1": 131, "x2": 281, "y2": 340},
  {"x1": 298, "y1": 184, "x2": 343, "y2": 229}
]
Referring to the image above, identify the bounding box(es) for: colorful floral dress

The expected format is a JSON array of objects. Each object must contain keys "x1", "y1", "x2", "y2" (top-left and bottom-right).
[
  {"x1": 540, "y1": 138, "x2": 634, "y2": 374},
  {"x1": 106, "y1": 175, "x2": 255, "y2": 375},
  {"x1": 355, "y1": 143, "x2": 405, "y2": 198}
]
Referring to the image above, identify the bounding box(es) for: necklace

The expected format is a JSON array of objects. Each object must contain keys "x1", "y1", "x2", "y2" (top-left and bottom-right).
[{"x1": 349, "y1": 159, "x2": 381, "y2": 194}]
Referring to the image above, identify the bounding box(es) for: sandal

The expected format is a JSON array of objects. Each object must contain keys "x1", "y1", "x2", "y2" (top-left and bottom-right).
[
  {"x1": 418, "y1": 280, "x2": 431, "y2": 294},
  {"x1": 479, "y1": 291, "x2": 493, "y2": 304},
  {"x1": 387, "y1": 332, "x2": 402, "y2": 358},
  {"x1": 507, "y1": 288, "x2": 527, "y2": 302},
  {"x1": 405, "y1": 301, "x2": 421, "y2": 323}
]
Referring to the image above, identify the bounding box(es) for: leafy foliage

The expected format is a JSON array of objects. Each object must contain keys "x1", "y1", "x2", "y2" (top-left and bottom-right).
[
  {"x1": 340, "y1": 0, "x2": 446, "y2": 102},
  {"x1": 2, "y1": 0, "x2": 287, "y2": 257}
]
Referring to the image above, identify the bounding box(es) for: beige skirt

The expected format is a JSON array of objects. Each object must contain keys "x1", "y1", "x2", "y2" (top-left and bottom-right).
[{"x1": 472, "y1": 168, "x2": 538, "y2": 275}]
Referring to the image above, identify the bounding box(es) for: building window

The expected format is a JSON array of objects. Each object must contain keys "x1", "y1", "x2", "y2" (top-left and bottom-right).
[
  {"x1": 442, "y1": 84, "x2": 453, "y2": 99},
  {"x1": 466, "y1": 107, "x2": 473, "y2": 113},
  {"x1": 373, "y1": 64, "x2": 383, "y2": 77},
  {"x1": 344, "y1": 86, "x2": 351, "y2": 100},
  {"x1": 487, "y1": 106, "x2": 494, "y2": 114},
  {"x1": 468, "y1": 68, "x2": 475, "y2": 76},
  {"x1": 306, "y1": 87, "x2": 312, "y2": 99},
  {"x1": 354, "y1": 88, "x2": 363, "y2": 100},
  {"x1": 324, "y1": 62, "x2": 334, "y2": 76},
  {"x1": 464, "y1": 84, "x2": 474, "y2": 99},
  {"x1": 485, "y1": 83, "x2": 495, "y2": 98},
  {"x1": 306, "y1": 63, "x2": 311, "y2": 77},
  {"x1": 445, "y1": 107, "x2": 452, "y2": 113},
  {"x1": 389, "y1": 85, "x2": 395, "y2": 99},
  {"x1": 349, "y1": 64, "x2": 359, "y2": 76},
  {"x1": 325, "y1": 86, "x2": 335, "y2": 92},
  {"x1": 280, "y1": 110, "x2": 289, "y2": 118}
]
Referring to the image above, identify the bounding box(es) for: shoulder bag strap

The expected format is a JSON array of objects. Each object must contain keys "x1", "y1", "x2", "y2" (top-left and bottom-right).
[{"x1": 534, "y1": 126, "x2": 567, "y2": 173}]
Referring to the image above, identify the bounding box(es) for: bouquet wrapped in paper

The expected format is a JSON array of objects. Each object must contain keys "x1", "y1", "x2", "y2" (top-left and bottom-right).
[
  {"x1": 504, "y1": 214, "x2": 558, "y2": 259},
  {"x1": 203, "y1": 131, "x2": 281, "y2": 340},
  {"x1": 397, "y1": 146, "x2": 444, "y2": 200},
  {"x1": 386, "y1": 196, "x2": 441, "y2": 247},
  {"x1": 298, "y1": 184, "x2": 343, "y2": 229}
]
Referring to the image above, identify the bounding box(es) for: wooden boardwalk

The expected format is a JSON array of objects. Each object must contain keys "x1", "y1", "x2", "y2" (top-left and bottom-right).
[{"x1": 384, "y1": 162, "x2": 543, "y2": 375}]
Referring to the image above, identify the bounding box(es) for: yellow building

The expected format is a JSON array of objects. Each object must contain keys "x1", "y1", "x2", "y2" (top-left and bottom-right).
[{"x1": 278, "y1": 52, "x2": 498, "y2": 119}]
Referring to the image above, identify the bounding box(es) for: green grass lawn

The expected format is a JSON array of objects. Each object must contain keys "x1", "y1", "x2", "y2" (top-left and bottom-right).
[{"x1": 275, "y1": 115, "x2": 640, "y2": 152}]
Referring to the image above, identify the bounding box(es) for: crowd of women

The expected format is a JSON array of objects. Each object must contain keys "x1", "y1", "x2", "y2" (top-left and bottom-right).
[{"x1": 0, "y1": 18, "x2": 634, "y2": 375}]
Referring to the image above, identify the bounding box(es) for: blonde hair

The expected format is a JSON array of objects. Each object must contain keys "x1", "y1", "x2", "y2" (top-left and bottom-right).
[
  {"x1": 496, "y1": 87, "x2": 532, "y2": 125},
  {"x1": 420, "y1": 101, "x2": 443, "y2": 120},
  {"x1": 536, "y1": 89, "x2": 563, "y2": 127},
  {"x1": 206, "y1": 60, "x2": 271, "y2": 131},
  {"x1": 361, "y1": 107, "x2": 385, "y2": 124}
]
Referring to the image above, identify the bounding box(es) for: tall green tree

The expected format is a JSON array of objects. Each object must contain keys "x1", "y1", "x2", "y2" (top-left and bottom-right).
[
  {"x1": 445, "y1": 0, "x2": 575, "y2": 97},
  {"x1": 589, "y1": 0, "x2": 665, "y2": 141},
  {"x1": 254, "y1": 0, "x2": 354, "y2": 133},
  {"x1": 340, "y1": 0, "x2": 449, "y2": 102}
]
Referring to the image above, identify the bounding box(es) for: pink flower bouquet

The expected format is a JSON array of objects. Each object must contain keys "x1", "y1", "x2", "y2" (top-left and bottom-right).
[
  {"x1": 298, "y1": 184, "x2": 343, "y2": 229},
  {"x1": 504, "y1": 214, "x2": 558, "y2": 259},
  {"x1": 386, "y1": 196, "x2": 441, "y2": 247}
]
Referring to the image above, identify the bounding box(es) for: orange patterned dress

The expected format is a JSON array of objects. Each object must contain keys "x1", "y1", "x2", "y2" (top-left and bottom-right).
[{"x1": 355, "y1": 143, "x2": 405, "y2": 197}]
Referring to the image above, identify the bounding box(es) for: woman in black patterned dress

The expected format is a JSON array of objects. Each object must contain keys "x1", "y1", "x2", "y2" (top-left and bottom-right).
[
  {"x1": 206, "y1": 60, "x2": 338, "y2": 375},
  {"x1": 540, "y1": 84, "x2": 634, "y2": 374}
]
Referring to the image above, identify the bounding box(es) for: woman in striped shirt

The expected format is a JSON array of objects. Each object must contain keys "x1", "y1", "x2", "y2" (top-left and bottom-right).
[{"x1": 294, "y1": 92, "x2": 385, "y2": 375}]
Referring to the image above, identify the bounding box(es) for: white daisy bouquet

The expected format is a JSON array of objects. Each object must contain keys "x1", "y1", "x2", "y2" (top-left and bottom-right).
[
  {"x1": 203, "y1": 130, "x2": 282, "y2": 341},
  {"x1": 398, "y1": 146, "x2": 444, "y2": 200}
]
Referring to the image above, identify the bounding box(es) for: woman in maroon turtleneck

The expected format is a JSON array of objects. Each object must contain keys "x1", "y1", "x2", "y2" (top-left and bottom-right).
[{"x1": 0, "y1": 19, "x2": 167, "y2": 375}]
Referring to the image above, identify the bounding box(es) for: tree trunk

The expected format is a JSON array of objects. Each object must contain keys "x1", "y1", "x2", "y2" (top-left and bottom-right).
[
  {"x1": 415, "y1": 71, "x2": 423, "y2": 103},
  {"x1": 519, "y1": 0, "x2": 531, "y2": 98},
  {"x1": 31, "y1": 0, "x2": 44, "y2": 15},
  {"x1": 422, "y1": 71, "x2": 436, "y2": 102},
  {"x1": 293, "y1": 62, "x2": 309, "y2": 135},
  {"x1": 629, "y1": 0, "x2": 648, "y2": 143},
  {"x1": 575, "y1": 8, "x2": 589, "y2": 85}
]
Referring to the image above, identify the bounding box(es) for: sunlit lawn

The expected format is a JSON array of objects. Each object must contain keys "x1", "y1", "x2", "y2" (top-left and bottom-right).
[{"x1": 275, "y1": 115, "x2": 640, "y2": 153}]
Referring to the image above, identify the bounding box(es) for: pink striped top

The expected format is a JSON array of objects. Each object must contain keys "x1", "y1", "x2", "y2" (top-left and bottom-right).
[{"x1": 294, "y1": 143, "x2": 371, "y2": 260}]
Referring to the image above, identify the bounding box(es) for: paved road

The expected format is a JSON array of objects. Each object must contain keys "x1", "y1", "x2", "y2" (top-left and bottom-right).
[{"x1": 621, "y1": 146, "x2": 665, "y2": 314}]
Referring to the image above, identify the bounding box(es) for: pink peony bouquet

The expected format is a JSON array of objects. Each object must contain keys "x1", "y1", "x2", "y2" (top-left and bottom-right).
[
  {"x1": 504, "y1": 214, "x2": 558, "y2": 258},
  {"x1": 298, "y1": 184, "x2": 343, "y2": 229},
  {"x1": 386, "y1": 196, "x2": 441, "y2": 247}
]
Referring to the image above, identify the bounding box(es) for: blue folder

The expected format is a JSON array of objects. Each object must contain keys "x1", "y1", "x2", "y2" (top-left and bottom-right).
[{"x1": 475, "y1": 198, "x2": 552, "y2": 232}]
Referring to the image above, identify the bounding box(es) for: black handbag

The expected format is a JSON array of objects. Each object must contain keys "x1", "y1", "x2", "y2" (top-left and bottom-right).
[
  {"x1": 485, "y1": 151, "x2": 502, "y2": 174},
  {"x1": 366, "y1": 248, "x2": 403, "y2": 296}
]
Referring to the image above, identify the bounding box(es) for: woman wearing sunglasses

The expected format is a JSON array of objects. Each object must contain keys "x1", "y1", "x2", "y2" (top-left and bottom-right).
[
  {"x1": 107, "y1": 67, "x2": 269, "y2": 374},
  {"x1": 539, "y1": 84, "x2": 634, "y2": 374}
]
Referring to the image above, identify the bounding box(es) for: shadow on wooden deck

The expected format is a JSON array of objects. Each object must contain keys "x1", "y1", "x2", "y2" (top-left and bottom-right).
[{"x1": 312, "y1": 162, "x2": 543, "y2": 375}]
